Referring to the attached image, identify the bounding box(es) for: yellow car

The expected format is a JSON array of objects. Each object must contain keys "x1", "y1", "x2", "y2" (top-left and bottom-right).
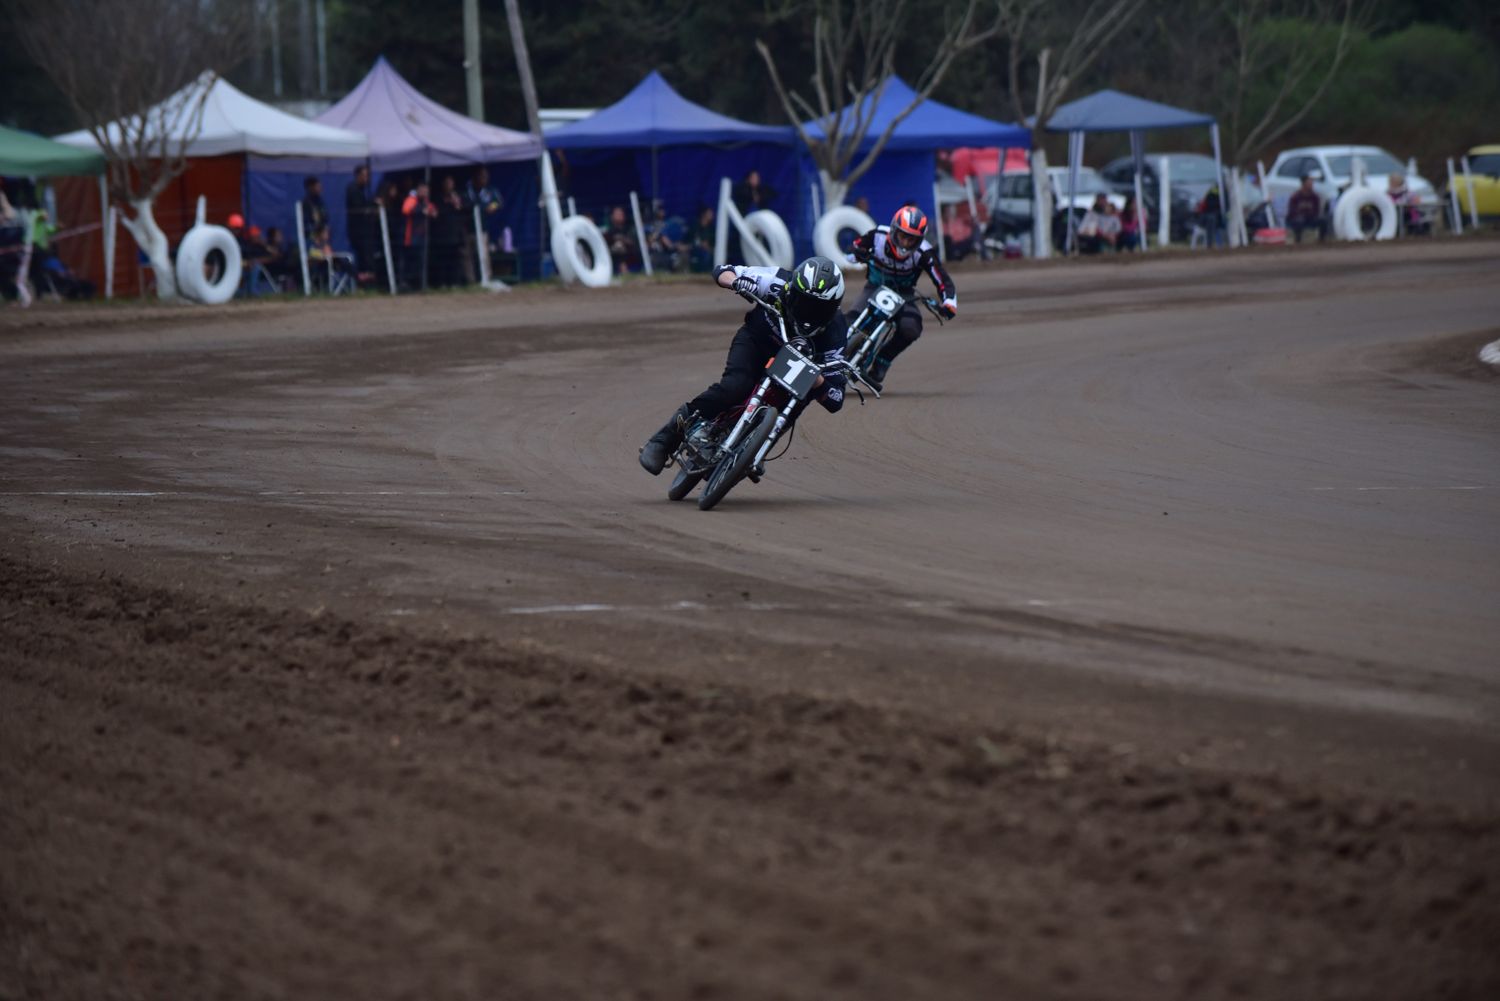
[{"x1": 1455, "y1": 145, "x2": 1500, "y2": 219}]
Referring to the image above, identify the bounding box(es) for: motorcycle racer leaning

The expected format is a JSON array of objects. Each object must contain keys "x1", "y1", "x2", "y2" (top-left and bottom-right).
[
  {"x1": 639, "y1": 256, "x2": 849, "y2": 476},
  {"x1": 846, "y1": 204, "x2": 957, "y2": 390}
]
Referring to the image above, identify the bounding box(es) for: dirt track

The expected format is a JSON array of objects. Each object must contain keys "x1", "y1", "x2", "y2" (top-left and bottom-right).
[{"x1": 3, "y1": 241, "x2": 1499, "y2": 999}]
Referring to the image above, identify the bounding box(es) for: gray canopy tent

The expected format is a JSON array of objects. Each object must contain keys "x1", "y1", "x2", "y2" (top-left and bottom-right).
[{"x1": 1042, "y1": 89, "x2": 1219, "y2": 253}]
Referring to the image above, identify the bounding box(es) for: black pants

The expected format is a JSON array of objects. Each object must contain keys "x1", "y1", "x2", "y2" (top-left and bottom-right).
[
  {"x1": 847, "y1": 285, "x2": 923, "y2": 363},
  {"x1": 1289, "y1": 218, "x2": 1328, "y2": 242},
  {"x1": 687, "y1": 322, "x2": 779, "y2": 418}
]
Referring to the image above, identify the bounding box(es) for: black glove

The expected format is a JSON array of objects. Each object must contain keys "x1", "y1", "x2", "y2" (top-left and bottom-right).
[{"x1": 732, "y1": 274, "x2": 759, "y2": 300}]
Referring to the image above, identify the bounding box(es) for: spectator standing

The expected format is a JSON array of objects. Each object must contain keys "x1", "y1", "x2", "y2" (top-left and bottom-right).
[
  {"x1": 468, "y1": 167, "x2": 504, "y2": 249},
  {"x1": 1119, "y1": 195, "x2": 1142, "y2": 251},
  {"x1": 299, "y1": 176, "x2": 328, "y2": 245},
  {"x1": 1285, "y1": 175, "x2": 1327, "y2": 242},
  {"x1": 1198, "y1": 182, "x2": 1227, "y2": 248},
  {"x1": 401, "y1": 181, "x2": 438, "y2": 290},
  {"x1": 432, "y1": 175, "x2": 472, "y2": 287},
  {"x1": 346, "y1": 164, "x2": 378, "y2": 279},
  {"x1": 732, "y1": 169, "x2": 777, "y2": 214}
]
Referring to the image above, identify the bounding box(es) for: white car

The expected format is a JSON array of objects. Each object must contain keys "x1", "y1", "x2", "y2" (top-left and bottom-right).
[
  {"x1": 1264, "y1": 145, "x2": 1439, "y2": 219},
  {"x1": 985, "y1": 166, "x2": 1126, "y2": 222}
]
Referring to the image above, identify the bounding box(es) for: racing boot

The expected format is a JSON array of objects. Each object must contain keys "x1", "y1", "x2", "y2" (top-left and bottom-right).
[
  {"x1": 865, "y1": 354, "x2": 893, "y2": 393},
  {"x1": 638, "y1": 403, "x2": 695, "y2": 475}
]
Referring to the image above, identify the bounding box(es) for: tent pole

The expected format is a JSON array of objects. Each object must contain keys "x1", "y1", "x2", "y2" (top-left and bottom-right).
[
  {"x1": 1130, "y1": 130, "x2": 1147, "y2": 253},
  {"x1": 630, "y1": 190, "x2": 652, "y2": 275},
  {"x1": 1156, "y1": 156, "x2": 1171, "y2": 248},
  {"x1": 651, "y1": 146, "x2": 659, "y2": 208},
  {"x1": 932, "y1": 181, "x2": 946, "y2": 263},
  {"x1": 1210, "y1": 123, "x2": 1225, "y2": 249},
  {"x1": 1066, "y1": 130, "x2": 1082, "y2": 255}
]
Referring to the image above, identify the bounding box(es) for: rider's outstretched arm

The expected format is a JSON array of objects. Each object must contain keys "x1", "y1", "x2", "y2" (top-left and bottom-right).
[
  {"x1": 918, "y1": 243, "x2": 958, "y2": 317},
  {"x1": 714, "y1": 263, "x2": 793, "y2": 299}
]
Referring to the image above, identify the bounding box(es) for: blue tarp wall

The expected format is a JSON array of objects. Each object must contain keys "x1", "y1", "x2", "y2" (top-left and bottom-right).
[{"x1": 245, "y1": 160, "x2": 543, "y2": 279}]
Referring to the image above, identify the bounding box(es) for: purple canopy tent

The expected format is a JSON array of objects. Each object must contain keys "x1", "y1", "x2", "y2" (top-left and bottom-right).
[
  {"x1": 314, "y1": 56, "x2": 541, "y2": 170},
  {"x1": 246, "y1": 58, "x2": 545, "y2": 285}
]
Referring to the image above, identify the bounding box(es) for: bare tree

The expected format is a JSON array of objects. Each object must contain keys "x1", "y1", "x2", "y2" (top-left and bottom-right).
[
  {"x1": 16, "y1": 0, "x2": 249, "y2": 300},
  {"x1": 757, "y1": 0, "x2": 1005, "y2": 207},
  {"x1": 998, "y1": 0, "x2": 1146, "y2": 256},
  {"x1": 1219, "y1": 0, "x2": 1374, "y2": 162}
]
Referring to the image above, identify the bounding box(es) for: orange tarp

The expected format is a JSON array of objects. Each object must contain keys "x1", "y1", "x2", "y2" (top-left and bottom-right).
[{"x1": 52, "y1": 155, "x2": 244, "y2": 297}]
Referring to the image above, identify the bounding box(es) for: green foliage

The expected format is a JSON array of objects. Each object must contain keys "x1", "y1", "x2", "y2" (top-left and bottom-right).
[{"x1": 1273, "y1": 23, "x2": 1500, "y2": 164}]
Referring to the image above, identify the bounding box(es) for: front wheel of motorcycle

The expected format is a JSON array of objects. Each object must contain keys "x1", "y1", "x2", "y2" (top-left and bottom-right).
[
  {"x1": 667, "y1": 465, "x2": 705, "y2": 501},
  {"x1": 698, "y1": 412, "x2": 775, "y2": 511}
]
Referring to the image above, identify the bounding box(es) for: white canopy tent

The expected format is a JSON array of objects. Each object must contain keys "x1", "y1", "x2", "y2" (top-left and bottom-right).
[{"x1": 54, "y1": 73, "x2": 368, "y2": 159}]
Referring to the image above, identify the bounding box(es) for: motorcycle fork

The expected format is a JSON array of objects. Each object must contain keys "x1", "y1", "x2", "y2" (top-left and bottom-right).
[
  {"x1": 752, "y1": 396, "x2": 802, "y2": 468},
  {"x1": 720, "y1": 375, "x2": 776, "y2": 452},
  {"x1": 849, "y1": 315, "x2": 890, "y2": 370}
]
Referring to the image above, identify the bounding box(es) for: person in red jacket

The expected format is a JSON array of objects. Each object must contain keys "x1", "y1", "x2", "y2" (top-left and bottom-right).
[
  {"x1": 401, "y1": 181, "x2": 438, "y2": 289},
  {"x1": 1285, "y1": 175, "x2": 1327, "y2": 243}
]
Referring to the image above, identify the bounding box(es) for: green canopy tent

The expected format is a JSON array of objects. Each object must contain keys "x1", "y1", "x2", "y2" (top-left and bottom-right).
[
  {"x1": 1, "y1": 126, "x2": 107, "y2": 301},
  {"x1": 0, "y1": 125, "x2": 105, "y2": 176}
]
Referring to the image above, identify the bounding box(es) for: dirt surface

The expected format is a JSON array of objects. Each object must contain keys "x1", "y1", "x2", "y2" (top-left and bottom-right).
[{"x1": 3, "y1": 239, "x2": 1499, "y2": 999}]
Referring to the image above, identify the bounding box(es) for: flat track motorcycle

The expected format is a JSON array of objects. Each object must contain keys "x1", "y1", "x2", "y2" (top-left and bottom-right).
[
  {"x1": 842, "y1": 286, "x2": 945, "y2": 383},
  {"x1": 665, "y1": 291, "x2": 880, "y2": 511}
]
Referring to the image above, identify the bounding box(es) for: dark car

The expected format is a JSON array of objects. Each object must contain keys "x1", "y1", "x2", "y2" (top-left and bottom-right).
[{"x1": 1100, "y1": 153, "x2": 1221, "y2": 241}]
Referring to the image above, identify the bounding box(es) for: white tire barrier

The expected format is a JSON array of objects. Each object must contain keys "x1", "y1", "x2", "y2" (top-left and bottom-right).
[
  {"x1": 1333, "y1": 188, "x2": 1398, "y2": 242},
  {"x1": 815, "y1": 206, "x2": 877, "y2": 270},
  {"x1": 741, "y1": 210, "x2": 795, "y2": 270},
  {"x1": 175, "y1": 224, "x2": 242, "y2": 305},
  {"x1": 551, "y1": 215, "x2": 612, "y2": 288},
  {"x1": 1479, "y1": 340, "x2": 1500, "y2": 369}
]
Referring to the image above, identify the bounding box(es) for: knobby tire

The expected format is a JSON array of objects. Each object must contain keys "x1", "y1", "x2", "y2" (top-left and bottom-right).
[{"x1": 698, "y1": 412, "x2": 775, "y2": 511}]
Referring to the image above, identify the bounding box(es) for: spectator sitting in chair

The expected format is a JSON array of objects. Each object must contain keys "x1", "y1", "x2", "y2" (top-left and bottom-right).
[
  {"x1": 300, "y1": 176, "x2": 328, "y2": 244},
  {"x1": 1385, "y1": 172, "x2": 1429, "y2": 236},
  {"x1": 1077, "y1": 195, "x2": 1121, "y2": 254},
  {"x1": 262, "y1": 227, "x2": 295, "y2": 287},
  {"x1": 603, "y1": 205, "x2": 639, "y2": 275},
  {"x1": 1285, "y1": 175, "x2": 1328, "y2": 243},
  {"x1": 647, "y1": 202, "x2": 688, "y2": 273},
  {"x1": 687, "y1": 206, "x2": 715, "y2": 273}
]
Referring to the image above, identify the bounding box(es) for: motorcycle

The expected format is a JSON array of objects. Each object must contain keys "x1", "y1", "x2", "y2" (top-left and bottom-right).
[
  {"x1": 665, "y1": 290, "x2": 880, "y2": 511},
  {"x1": 842, "y1": 286, "x2": 945, "y2": 384}
]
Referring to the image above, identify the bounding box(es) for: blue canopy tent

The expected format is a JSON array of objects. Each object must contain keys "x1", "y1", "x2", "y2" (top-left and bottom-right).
[
  {"x1": 1041, "y1": 89, "x2": 1219, "y2": 252},
  {"x1": 800, "y1": 76, "x2": 1030, "y2": 244},
  {"x1": 545, "y1": 71, "x2": 799, "y2": 245}
]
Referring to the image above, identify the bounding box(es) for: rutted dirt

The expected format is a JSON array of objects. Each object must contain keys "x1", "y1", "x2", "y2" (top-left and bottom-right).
[{"x1": 3, "y1": 558, "x2": 1497, "y2": 1001}]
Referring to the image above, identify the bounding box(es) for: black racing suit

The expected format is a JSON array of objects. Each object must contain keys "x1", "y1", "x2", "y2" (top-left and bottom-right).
[
  {"x1": 685, "y1": 265, "x2": 848, "y2": 420},
  {"x1": 847, "y1": 226, "x2": 957, "y2": 372}
]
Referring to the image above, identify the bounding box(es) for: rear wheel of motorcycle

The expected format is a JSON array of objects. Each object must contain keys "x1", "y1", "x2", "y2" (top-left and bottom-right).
[
  {"x1": 698, "y1": 412, "x2": 774, "y2": 511},
  {"x1": 667, "y1": 466, "x2": 704, "y2": 501}
]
